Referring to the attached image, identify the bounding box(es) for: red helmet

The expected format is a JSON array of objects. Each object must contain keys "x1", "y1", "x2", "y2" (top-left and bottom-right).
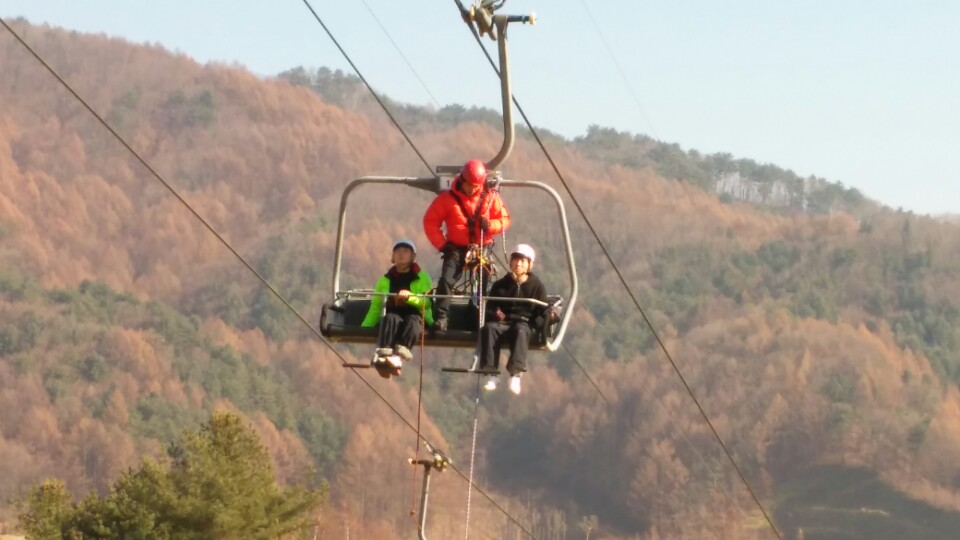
[{"x1": 460, "y1": 159, "x2": 487, "y2": 186}]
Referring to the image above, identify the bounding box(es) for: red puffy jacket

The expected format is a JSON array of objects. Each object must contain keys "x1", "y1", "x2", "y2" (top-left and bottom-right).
[{"x1": 423, "y1": 182, "x2": 510, "y2": 250}]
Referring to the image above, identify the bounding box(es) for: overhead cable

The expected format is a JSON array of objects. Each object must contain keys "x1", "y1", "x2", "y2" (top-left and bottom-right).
[
  {"x1": 0, "y1": 16, "x2": 538, "y2": 540},
  {"x1": 299, "y1": 0, "x2": 434, "y2": 175},
  {"x1": 448, "y1": 3, "x2": 783, "y2": 538}
]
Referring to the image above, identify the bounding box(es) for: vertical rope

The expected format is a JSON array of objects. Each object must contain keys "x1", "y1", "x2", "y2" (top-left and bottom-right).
[
  {"x1": 464, "y1": 212, "x2": 485, "y2": 540},
  {"x1": 463, "y1": 375, "x2": 482, "y2": 540},
  {"x1": 496, "y1": 185, "x2": 509, "y2": 270},
  {"x1": 1, "y1": 13, "x2": 542, "y2": 538},
  {"x1": 478, "y1": 227, "x2": 486, "y2": 329},
  {"x1": 410, "y1": 302, "x2": 427, "y2": 519}
]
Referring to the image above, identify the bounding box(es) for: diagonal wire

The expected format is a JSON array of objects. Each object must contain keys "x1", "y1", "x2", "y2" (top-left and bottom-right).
[
  {"x1": 564, "y1": 2, "x2": 761, "y2": 524},
  {"x1": 359, "y1": 0, "x2": 443, "y2": 109},
  {"x1": 561, "y1": 342, "x2": 726, "y2": 540},
  {"x1": 348, "y1": 1, "x2": 743, "y2": 533},
  {"x1": 574, "y1": 1, "x2": 715, "y2": 226},
  {"x1": 298, "y1": 0, "x2": 434, "y2": 175},
  {"x1": 561, "y1": 341, "x2": 749, "y2": 533},
  {"x1": 448, "y1": 2, "x2": 783, "y2": 538},
  {"x1": 317, "y1": 7, "x2": 681, "y2": 529},
  {"x1": 561, "y1": 342, "x2": 610, "y2": 407},
  {"x1": 295, "y1": 3, "x2": 539, "y2": 536},
  {"x1": 0, "y1": 16, "x2": 538, "y2": 540},
  {"x1": 574, "y1": 0, "x2": 658, "y2": 137}
]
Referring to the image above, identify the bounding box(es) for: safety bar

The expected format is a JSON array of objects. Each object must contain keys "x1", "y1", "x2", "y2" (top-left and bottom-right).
[
  {"x1": 333, "y1": 290, "x2": 550, "y2": 307},
  {"x1": 331, "y1": 176, "x2": 439, "y2": 299}
]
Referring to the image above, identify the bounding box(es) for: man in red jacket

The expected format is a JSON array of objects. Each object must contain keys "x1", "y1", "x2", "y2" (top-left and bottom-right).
[{"x1": 423, "y1": 159, "x2": 511, "y2": 330}]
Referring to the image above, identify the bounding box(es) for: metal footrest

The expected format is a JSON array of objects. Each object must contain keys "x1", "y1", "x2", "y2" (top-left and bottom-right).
[{"x1": 440, "y1": 367, "x2": 501, "y2": 375}]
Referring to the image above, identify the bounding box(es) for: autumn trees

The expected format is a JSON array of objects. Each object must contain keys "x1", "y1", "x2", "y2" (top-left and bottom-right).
[{"x1": 5, "y1": 18, "x2": 960, "y2": 539}]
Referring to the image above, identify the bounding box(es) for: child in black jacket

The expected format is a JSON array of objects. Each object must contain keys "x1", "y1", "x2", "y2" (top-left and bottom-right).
[{"x1": 478, "y1": 243, "x2": 548, "y2": 395}]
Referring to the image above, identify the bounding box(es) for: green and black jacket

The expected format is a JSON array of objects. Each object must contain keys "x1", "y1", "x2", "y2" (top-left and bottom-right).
[{"x1": 361, "y1": 264, "x2": 434, "y2": 327}]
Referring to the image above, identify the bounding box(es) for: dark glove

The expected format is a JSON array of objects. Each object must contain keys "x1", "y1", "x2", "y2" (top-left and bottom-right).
[
  {"x1": 441, "y1": 242, "x2": 457, "y2": 259},
  {"x1": 479, "y1": 217, "x2": 490, "y2": 233},
  {"x1": 533, "y1": 315, "x2": 545, "y2": 330}
]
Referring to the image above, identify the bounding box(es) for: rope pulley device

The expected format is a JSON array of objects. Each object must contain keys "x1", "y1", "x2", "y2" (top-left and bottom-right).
[{"x1": 409, "y1": 442, "x2": 452, "y2": 540}]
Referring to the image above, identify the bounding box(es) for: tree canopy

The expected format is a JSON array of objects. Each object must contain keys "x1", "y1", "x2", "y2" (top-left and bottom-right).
[
  {"x1": 18, "y1": 412, "x2": 324, "y2": 539},
  {"x1": 3, "y1": 19, "x2": 960, "y2": 539}
]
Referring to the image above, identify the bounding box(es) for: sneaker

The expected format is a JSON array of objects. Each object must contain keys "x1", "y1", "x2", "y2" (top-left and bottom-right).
[
  {"x1": 482, "y1": 375, "x2": 498, "y2": 392},
  {"x1": 434, "y1": 317, "x2": 448, "y2": 332},
  {"x1": 509, "y1": 375, "x2": 522, "y2": 395},
  {"x1": 375, "y1": 347, "x2": 393, "y2": 357},
  {"x1": 395, "y1": 345, "x2": 413, "y2": 362}
]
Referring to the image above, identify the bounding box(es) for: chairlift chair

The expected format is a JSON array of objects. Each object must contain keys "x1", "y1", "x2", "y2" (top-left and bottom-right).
[
  {"x1": 317, "y1": 171, "x2": 576, "y2": 352},
  {"x1": 318, "y1": 1, "x2": 574, "y2": 352}
]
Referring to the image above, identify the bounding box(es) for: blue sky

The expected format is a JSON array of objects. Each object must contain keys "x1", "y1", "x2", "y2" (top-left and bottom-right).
[{"x1": 3, "y1": 1, "x2": 958, "y2": 215}]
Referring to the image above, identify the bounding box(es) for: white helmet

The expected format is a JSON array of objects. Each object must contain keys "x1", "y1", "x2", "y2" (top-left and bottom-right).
[
  {"x1": 393, "y1": 239, "x2": 417, "y2": 253},
  {"x1": 510, "y1": 243, "x2": 536, "y2": 263}
]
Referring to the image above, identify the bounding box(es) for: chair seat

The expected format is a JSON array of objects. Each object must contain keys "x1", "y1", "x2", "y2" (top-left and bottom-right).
[{"x1": 319, "y1": 292, "x2": 561, "y2": 349}]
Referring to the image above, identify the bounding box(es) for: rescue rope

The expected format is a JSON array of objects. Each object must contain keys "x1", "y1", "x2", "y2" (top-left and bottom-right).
[
  {"x1": 466, "y1": 231, "x2": 483, "y2": 540},
  {"x1": 492, "y1": 182, "x2": 510, "y2": 268},
  {"x1": 2, "y1": 13, "x2": 541, "y2": 539},
  {"x1": 451, "y1": 2, "x2": 783, "y2": 537},
  {"x1": 410, "y1": 302, "x2": 427, "y2": 520},
  {"x1": 463, "y1": 375, "x2": 482, "y2": 540},
  {"x1": 478, "y1": 227, "x2": 486, "y2": 329}
]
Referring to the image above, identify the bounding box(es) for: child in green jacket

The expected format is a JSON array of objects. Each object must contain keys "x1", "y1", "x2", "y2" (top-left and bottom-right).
[{"x1": 361, "y1": 239, "x2": 434, "y2": 378}]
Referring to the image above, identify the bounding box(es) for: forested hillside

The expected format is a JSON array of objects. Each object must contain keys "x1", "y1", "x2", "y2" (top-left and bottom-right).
[{"x1": 3, "y1": 19, "x2": 960, "y2": 539}]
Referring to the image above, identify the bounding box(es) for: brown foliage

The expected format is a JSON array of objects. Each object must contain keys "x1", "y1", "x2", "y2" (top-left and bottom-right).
[{"x1": 4, "y1": 20, "x2": 960, "y2": 538}]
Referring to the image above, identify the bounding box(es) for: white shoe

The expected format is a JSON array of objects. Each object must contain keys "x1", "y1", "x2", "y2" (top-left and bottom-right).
[
  {"x1": 509, "y1": 375, "x2": 522, "y2": 395},
  {"x1": 385, "y1": 355, "x2": 402, "y2": 377},
  {"x1": 375, "y1": 347, "x2": 393, "y2": 357},
  {"x1": 482, "y1": 375, "x2": 498, "y2": 392},
  {"x1": 373, "y1": 354, "x2": 402, "y2": 374},
  {"x1": 395, "y1": 345, "x2": 413, "y2": 362},
  {"x1": 385, "y1": 355, "x2": 402, "y2": 368}
]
